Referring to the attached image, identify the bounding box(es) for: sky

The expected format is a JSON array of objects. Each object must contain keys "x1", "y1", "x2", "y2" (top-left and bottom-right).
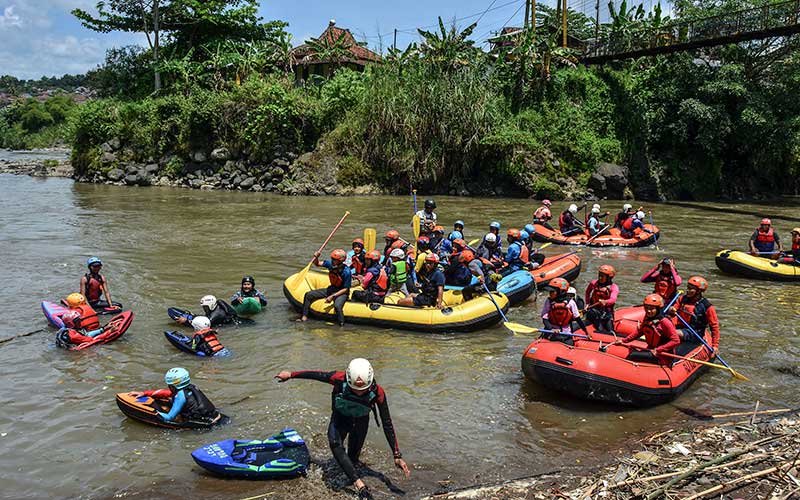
[{"x1": 0, "y1": 0, "x2": 618, "y2": 80}]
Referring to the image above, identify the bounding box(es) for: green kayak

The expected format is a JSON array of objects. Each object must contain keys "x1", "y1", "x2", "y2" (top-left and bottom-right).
[{"x1": 234, "y1": 297, "x2": 262, "y2": 316}]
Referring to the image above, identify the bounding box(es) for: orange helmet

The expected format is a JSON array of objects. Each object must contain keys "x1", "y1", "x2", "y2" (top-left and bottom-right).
[
  {"x1": 330, "y1": 249, "x2": 347, "y2": 262},
  {"x1": 507, "y1": 228, "x2": 521, "y2": 239},
  {"x1": 385, "y1": 230, "x2": 400, "y2": 240},
  {"x1": 598, "y1": 264, "x2": 616, "y2": 278},
  {"x1": 548, "y1": 277, "x2": 570, "y2": 293},
  {"x1": 391, "y1": 240, "x2": 405, "y2": 250},
  {"x1": 66, "y1": 293, "x2": 87, "y2": 308},
  {"x1": 687, "y1": 276, "x2": 708, "y2": 292},
  {"x1": 452, "y1": 238, "x2": 467, "y2": 249},
  {"x1": 425, "y1": 253, "x2": 440, "y2": 263},
  {"x1": 459, "y1": 250, "x2": 475, "y2": 263},
  {"x1": 366, "y1": 250, "x2": 381, "y2": 261},
  {"x1": 433, "y1": 225, "x2": 445, "y2": 234},
  {"x1": 643, "y1": 293, "x2": 665, "y2": 308},
  {"x1": 352, "y1": 238, "x2": 364, "y2": 248}
]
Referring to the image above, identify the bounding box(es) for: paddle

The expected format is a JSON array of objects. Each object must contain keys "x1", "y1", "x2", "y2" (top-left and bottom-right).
[
  {"x1": 674, "y1": 308, "x2": 748, "y2": 381},
  {"x1": 479, "y1": 281, "x2": 525, "y2": 334},
  {"x1": 412, "y1": 189, "x2": 417, "y2": 214},
  {"x1": 413, "y1": 214, "x2": 420, "y2": 255},
  {"x1": 659, "y1": 352, "x2": 750, "y2": 381},
  {"x1": 364, "y1": 228, "x2": 376, "y2": 253},
  {"x1": 585, "y1": 224, "x2": 611, "y2": 244},
  {"x1": 649, "y1": 211, "x2": 660, "y2": 250},
  {"x1": 468, "y1": 238, "x2": 480, "y2": 247},
  {"x1": 287, "y1": 211, "x2": 350, "y2": 289}
]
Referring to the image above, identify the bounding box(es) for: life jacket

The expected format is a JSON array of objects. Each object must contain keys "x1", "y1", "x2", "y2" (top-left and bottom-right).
[
  {"x1": 559, "y1": 211, "x2": 573, "y2": 230},
  {"x1": 365, "y1": 265, "x2": 389, "y2": 294},
  {"x1": 654, "y1": 272, "x2": 677, "y2": 300},
  {"x1": 589, "y1": 282, "x2": 612, "y2": 305},
  {"x1": 328, "y1": 266, "x2": 345, "y2": 288},
  {"x1": 84, "y1": 273, "x2": 104, "y2": 303},
  {"x1": 639, "y1": 318, "x2": 674, "y2": 351},
  {"x1": 622, "y1": 217, "x2": 636, "y2": 232},
  {"x1": 181, "y1": 384, "x2": 218, "y2": 420},
  {"x1": 519, "y1": 243, "x2": 529, "y2": 264},
  {"x1": 506, "y1": 241, "x2": 527, "y2": 268},
  {"x1": 548, "y1": 299, "x2": 574, "y2": 327},
  {"x1": 534, "y1": 206, "x2": 551, "y2": 220},
  {"x1": 389, "y1": 261, "x2": 408, "y2": 285},
  {"x1": 333, "y1": 382, "x2": 376, "y2": 418},
  {"x1": 349, "y1": 251, "x2": 365, "y2": 275},
  {"x1": 71, "y1": 303, "x2": 100, "y2": 330},
  {"x1": 419, "y1": 269, "x2": 442, "y2": 297},
  {"x1": 676, "y1": 296, "x2": 711, "y2": 332},
  {"x1": 753, "y1": 227, "x2": 775, "y2": 252},
  {"x1": 193, "y1": 328, "x2": 225, "y2": 355},
  {"x1": 792, "y1": 240, "x2": 800, "y2": 253}
]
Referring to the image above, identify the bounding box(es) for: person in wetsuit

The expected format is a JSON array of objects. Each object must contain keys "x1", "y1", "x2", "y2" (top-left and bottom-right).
[
  {"x1": 230, "y1": 276, "x2": 268, "y2": 308},
  {"x1": 188, "y1": 316, "x2": 226, "y2": 356},
  {"x1": 131, "y1": 367, "x2": 221, "y2": 424},
  {"x1": 80, "y1": 257, "x2": 116, "y2": 309},
  {"x1": 275, "y1": 358, "x2": 410, "y2": 499}
]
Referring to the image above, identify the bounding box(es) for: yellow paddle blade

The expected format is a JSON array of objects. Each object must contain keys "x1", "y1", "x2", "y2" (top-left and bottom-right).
[
  {"x1": 468, "y1": 238, "x2": 480, "y2": 247},
  {"x1": 539, "y1": 242, "x2": 551, "y2": 251},
  {"x1": 413, "y1": 215, "x2": 421, "y2": 240},
  {"x1": 286, "y1": 262, "x2": 312, "y2": 290},
  {"x1": 504, "y1": 322, "x2": 540, "y2": 335},
  {"x1": 665, "y1": 353, "x2": 750, "y2": 382},
  {"x1": 364, "y1": 228, "x2": 376, "y2": 253}
]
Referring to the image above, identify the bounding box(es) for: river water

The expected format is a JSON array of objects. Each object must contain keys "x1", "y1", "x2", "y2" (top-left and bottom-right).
[{"x1": 0, "y1": 173, "x2": 798, "y2": 500}]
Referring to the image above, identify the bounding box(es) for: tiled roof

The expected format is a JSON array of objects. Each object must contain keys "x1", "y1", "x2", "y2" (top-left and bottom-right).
[{"x1": 292, "y1": 21, "x2": 382, "y2": 66}]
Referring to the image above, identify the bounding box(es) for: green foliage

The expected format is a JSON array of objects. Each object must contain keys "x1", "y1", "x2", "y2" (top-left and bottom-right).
[
  {"x1": 0, "y1": 96, "x2": 77, "y2": 148},
  {"x1": 319, "y1": 69, "x2": 366, "y2": 129},
  {"x1": 86, "y1": 46, "x2": 153, "y2": 98}
]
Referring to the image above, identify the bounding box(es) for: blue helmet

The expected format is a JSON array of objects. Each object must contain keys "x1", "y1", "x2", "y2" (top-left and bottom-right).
[
  {"x1": 87, "y1": 256, "x2": 102, "y2": 267},
  {"x1": 454, "y1": 220, "x2": 465, "y2": 229},
  {"x1": 524, "y1": 224, "x2": 535, "y2": 234},
  {"x1": 165, "y1": 367, "x2": 190, "y2": 389},
  {"x1": 520, "y1": 230, "x2": 530, "y2": 241},
  {"x1": 448, "y1": 230, "x2": 463, "y2": 241},
  {"x1": 489, "y1": 221, "x2": 501, "y2": 230}
]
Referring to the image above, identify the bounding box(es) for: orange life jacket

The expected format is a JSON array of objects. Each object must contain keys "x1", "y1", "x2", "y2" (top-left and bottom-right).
[
  {"x1": 534, "y1": 206, "x2": 551, "y2": 220},
  {"x1": 639, "y1": 318, "x2": 672, "y2": 350},
  {"x1": 756, "y1": 227, "x2": 775, "y2": 244},
  {"x1": 548, "y1": 299, "x2": 574, "y2": 327},
  {"x1": 72, "y1": 303, "x2": 99, "y2": 330},
  {"x1": 675, "y1": 296, "x2": 711, "y2": 332},
  {"x1": 194, "y1": 328, "x2": 225, "y2": 354},
  {"x1": 84, "y1": 273, "x2": 104, "y2": 303},
  {"x1": 329, "y1": 269, "x2": 344, "y2": 288},
  {"x1": 589, "y1": 283, "x2": 611, "y2": 304},
  {"x1": 654, "y1": 273, "x2": 677, "y2": 300},
  {"x1": 519, "y1": 244, "x2": 529, "y2": 264},
  {"x1": 366, "y1": 267, "x2": 389, "y2": 294},
  {"x1": 622, "y1": 217, "x2": 636, "y2": 232}
]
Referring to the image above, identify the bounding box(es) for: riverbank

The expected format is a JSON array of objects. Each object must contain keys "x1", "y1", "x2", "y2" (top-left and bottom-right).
[
  {"x1": 0, "y1": 148, "x2": 73, "y2": 177},
  {"x1": 424, "y1": 407, "x2": 800, "y2": 500}
]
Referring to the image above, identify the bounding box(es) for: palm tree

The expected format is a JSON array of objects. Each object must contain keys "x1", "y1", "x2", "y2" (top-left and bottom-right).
[{"x1": 417, "y1": 17, "x2": 479, "y2": 71}]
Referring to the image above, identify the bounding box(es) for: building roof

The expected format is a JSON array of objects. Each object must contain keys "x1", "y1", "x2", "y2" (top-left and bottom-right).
[{"x1": 292, "y1": 20, "x2": 381, "y2": 66}]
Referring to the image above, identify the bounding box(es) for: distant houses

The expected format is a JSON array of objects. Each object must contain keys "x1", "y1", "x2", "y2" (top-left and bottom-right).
[
  {"x1": 0, "y1": 87, "x2": 93, "y2": 109},
  {"x1": 291, "y1": 20, "x2": 382, "y2": 82}
]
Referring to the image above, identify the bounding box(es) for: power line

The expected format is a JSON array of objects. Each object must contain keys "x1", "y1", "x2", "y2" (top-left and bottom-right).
[
  {"x1": 477, "y1": 0, "x2": 527, "y2": 42},
  {"x1": 476, "y1": 0, "x2": 501, "y2": 25},
  {"x1": 377, "y1": 0, "x2": 523, "y2": 37}
]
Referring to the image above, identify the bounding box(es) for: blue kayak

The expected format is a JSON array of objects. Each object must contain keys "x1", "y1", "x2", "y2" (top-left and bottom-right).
[
  {"x1": 41, "y1": 300, "x2": 70, "y2": 328},
  {"x1": 168, "y1": 307, "x2": 194, "y2": 323},
  {"x1": 164, "y1": 330, "x2": 230, "y2": 357},
  {"x1": 192, "y1": 429, "x2": 310, "y2": 479},
  {"x1": 446, "y1": 270, "x2": 535, "y2": 305}
]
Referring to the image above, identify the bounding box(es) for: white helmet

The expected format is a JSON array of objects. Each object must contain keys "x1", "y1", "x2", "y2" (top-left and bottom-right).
[
  {"x1": 591, "y1": 207, "x2": 600, "y2": 214},
  {"x1": 623, "y1": 203, "x2": 632, "y2": 211},
  {"x1": 200, "y1": 295, "x2": 218, "y2": 310},
  {"x1": 485, "y1": 232, "x2": 497, "y2": 244},
  {"x1": 346, "y1": 358, "x2": 374, "y2": 390},
  {"x1": 390, "y1": 248, "x2": 405, "y2": 259},
  {"x1": 191, "y1": 315, "x2": 211, "y2": 331},
  {"x1": 592, "y1": 203, "x2": 601, "y2": 210},
  {"x1": 567, "y1": 287, "x2": 577, "y2": 295},
  {"x1": 636, "y1": 210, "x2": 646, "y2": 220},
  {"x1": 568, "y1": 204, "x2": 578, "y2": 214}
]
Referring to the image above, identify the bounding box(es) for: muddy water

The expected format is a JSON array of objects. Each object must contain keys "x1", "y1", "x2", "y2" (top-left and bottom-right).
[{"x1": 0, "y1": 174, "x2": 798, "y2": 499}]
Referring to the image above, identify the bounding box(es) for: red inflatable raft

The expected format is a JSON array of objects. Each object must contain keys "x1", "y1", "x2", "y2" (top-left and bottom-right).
[
  {"x1": 55, "y1": 310, "x2": 134, "y2": 351},
  {"x1": 521, "y1": 306, "x2": 713, "y2": 407},
  {"x1": 531, "y1": 223, "x2": 659, "y2": 248},
  {"x1": 531, "y1": 252, "x2": 582, "y2": 286}
]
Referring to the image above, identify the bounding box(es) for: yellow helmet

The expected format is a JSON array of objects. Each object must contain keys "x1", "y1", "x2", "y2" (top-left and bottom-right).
[{"x1": 66, "y1": 293, "x2": 87, "y2": 308}]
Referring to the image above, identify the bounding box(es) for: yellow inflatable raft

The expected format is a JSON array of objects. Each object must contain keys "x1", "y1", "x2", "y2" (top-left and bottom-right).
[
  {"x1": 283, "y1": 270, "x2": 509, "y2": 333},
  {"x1": 715, "y1": 249, "x2": 800, "y2": 281}
]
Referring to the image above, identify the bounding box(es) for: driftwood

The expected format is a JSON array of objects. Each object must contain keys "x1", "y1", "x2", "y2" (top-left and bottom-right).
[{"x1": 0, "y1": 328, "x2": 45, "y2": 345}]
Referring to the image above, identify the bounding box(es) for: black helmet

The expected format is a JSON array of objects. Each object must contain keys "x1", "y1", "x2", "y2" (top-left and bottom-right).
[
  {"x1": 242, "y1": 276, "x2": 255, "y2": 286},
  {"x1": 424, "y1": 199, "x2": 436, "y2": 209}
]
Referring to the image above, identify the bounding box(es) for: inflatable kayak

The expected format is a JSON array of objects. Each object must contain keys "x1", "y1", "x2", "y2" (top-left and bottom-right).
[
  {"x1": 87, "y1": 300, "x2": 124, "y2": 315},
  {"x1": 42, "y1": 300, "x2": 124, "y2": 328},
  {"x1": 531, "y1": 223, "x2": 659, "y2": 247},
  {"x1": 55, "y1": 310, "x2": 134, "y2": 351},
  {"x1": 234, "y1": 297, "x2": 263, "y2": 315},
  {"x1": 446, "y1": 270, "x2": 535, "y2": 305},
  {"x1": 115, "y1": 392, "x2": 230, "y2": 429},
  {"x1": 715, "y1": 249, "x2": 800, "y2": 281},
  {"x1": 521, "y1": 306, "x2": 713, "y2": 407},
  {"x1": 164, "y1": 330, "x2": 231, "y2": 357},
  {"x1": 192, "y1": 429, "x2": 310, "y2": 479},
  {"x1": 531, "y1": 252, "x2": 582, "y2": 286},
  {"x1": 283, "y1": 270, "x2": 509, "y2": 333}
]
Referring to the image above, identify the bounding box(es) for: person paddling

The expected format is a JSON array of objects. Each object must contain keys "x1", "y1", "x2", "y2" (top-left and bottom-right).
[
  {"x1": 298, "y1": 249, "x2": 351, "y2": 326},
  {"x1": 188, "y1": 316, "x2": 226, "y2": 356},
  {"x1": 584, "y1": 265, "x2": 619, "y2": 333},
  {"x1": 620, "y1": 210, "x2": 652, "y2": 239},
  {"x1": 131, "y1": 367, "x2": 222, "y2": 425},
  {"x1": 275, "y1": 359, "x2": 410, "y2": 499},
  {"x1": 608, "y1": 294, "x2": 680, "y2": 364},
  {"x1": 533, "y1": 200, "x2": 554, "y2": 230},
  {"x1": 613, "y1": 203, "x2": 636, "y2": 229},
  {"x1": 587, "y1": 206, "x2": 610, "y2": 237},
  {"x1": 749, "y1": 218, "x2": 782, "y2": 258},
  {"x1": 668, "y1": 276, "x2": 720, "y2": 354},
  {"x1": 641, "y1": 258, "x2": 682, "y2": 302},
  {"x1": 558, "y1": 204, "x2": 583, "y2": 235},
  {"x1": 80, "y1": 257, "x2": 115, "y2": 309}
]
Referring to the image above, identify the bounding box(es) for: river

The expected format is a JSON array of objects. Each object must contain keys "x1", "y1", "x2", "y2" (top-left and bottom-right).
[{"x1": 0, "y1": 173, "x2": 798, "y2": 499}]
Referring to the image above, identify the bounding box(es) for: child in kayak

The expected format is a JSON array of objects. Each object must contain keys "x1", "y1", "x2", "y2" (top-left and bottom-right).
[{"x1": 131, "y1": 367, "x2": 222, "y2": 425}]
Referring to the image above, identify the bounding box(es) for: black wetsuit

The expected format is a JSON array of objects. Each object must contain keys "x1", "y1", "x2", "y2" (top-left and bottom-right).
[{"x1": 204, "y1": 299, "x2": 241, "y2": 327}]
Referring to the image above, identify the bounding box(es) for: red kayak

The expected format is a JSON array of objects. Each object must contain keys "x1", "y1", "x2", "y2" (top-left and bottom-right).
[
  {"x1": 531, "y1": 252, "x2": 582, "y2": 286},
  {"x1": 531, "y1": 223, "x2": 659, "y2": 247},
  {"x1": 55, "y1": 311, "x2": 134, "y2": 351},
  {"x1": 521, "y1": 306, "x2": 713, "y2": 407}
]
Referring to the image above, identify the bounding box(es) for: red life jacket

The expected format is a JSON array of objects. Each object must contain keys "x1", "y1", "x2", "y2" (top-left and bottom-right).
[
  {"x1": 194, "y1": 328, "x2": 225, "y2": 354},
  {"x1": 639, "y1": 318, "x2": 673, "y2": 350},
  {"x1": 351, "y1": 253, "x2": 365, "y2": 275},
  {"x1": 548, "y1": 299, "x2": 574, "y2": 327},
  {"x1": 519, "y1": 244, "x2": 529, "y2": 264},
  {"x1": 534, "y1": 206, "x2": 551, "y2": 220},
  {"x1": 72, "y1": 304, "x2": 100, "y2": 330},
  {"x1": 366, "y1": 267, "x2": 389, "y2": 295},
  {"x1": 589, "y1": 282, "x2": 612, "y2": 304},
  {"x1": 654, "y1": 272, "x2": 676, "y2": 300},
  {"x1": 676, "y1": 296, "x2": 711, "y2": 332},
  {"x1": 622, "y1": 217, "x2": 635, "y2": 232},
  {"x1": 756, "y1": 227, "x2": 775, "y2": 244},
  {"x1": 792, "y1": 240, "x2": 799, "y2": 253},
  {"x1": 84, "y1": 273, "x2": 104, "y2": 303},
  {"x1": 559, "y1": 211, "x2": 572, "y2": 230},
  {"x1": 329, "y1": 269, "x2": 344, "y2": 288}
]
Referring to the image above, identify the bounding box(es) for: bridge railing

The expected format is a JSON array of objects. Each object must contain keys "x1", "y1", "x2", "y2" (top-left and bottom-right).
[{"x1": 588, "y1": 0, "x2": 800, "y2": 59}]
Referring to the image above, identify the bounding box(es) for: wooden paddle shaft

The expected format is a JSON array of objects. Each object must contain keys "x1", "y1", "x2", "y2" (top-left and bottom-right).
[{"x1": 310, "y1": 211, "x2": 350, "y2": 264}]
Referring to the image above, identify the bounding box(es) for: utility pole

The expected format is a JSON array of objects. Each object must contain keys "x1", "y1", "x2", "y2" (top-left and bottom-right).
[
  {"x1": 393, "y1": 29, "x2": 397, "y2": 51},
  {"x1": 531, "y1": 0, "x2": 536, "y2": 33},
  {"x1": 594, "y1": 0, "x2": 600, "y2": 45},
  {"x1": 562, "y1": 0, "x2": 568, "y2": 47},
  {"x1": 524, "y1": 0, "x2": 530, "y2": 28}
]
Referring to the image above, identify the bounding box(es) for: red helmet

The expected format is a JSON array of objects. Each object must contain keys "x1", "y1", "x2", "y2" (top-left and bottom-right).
[
  {"x1": 425, "y1": 253, "x2": 440, "y2": 263},
  {"x1": 453, "y1": 238, "x2": 467, "y2": 249},
  {"x1": 385, "y1": 230, "x2": 400, "y2": 240},
  {"x1": 352, "y1": 238, "x2": 364, "y2": 248},
  {"x1": 687, "y1": 276, "x2": 708, "y2": 292},
  {"x1": 548, "y1": 277, "x2": 570, "y2": 293},
  {"x1": 643, "y1": 293, "x2": 665, "y2": 308},
  {"x1": 330, "y1": 249, "x2": 347, "y2": 262},
  {"x1": 61, "y1": 310, "x2": 82, "y2": 329},
  {"x1": 760, "y1": 218, "x2": 771, "y2": 226},
  {"x1": 366, "y1": 250, "x2": 381, "y2": 261},
  {"x1": 459, "y1": 250, "x2": 475, "y2": 263},
  {"x1": 391, "y1": 240, "x2": 405, "y2": 250},
  {"x1": 542, "y1": 199, "x2": 551, "y2": 206},
  {"x1": 598, "y1": 264, "x2": 616, "y2": 278},
  {"x1": 433, "y1": 225, "x2": 445, "y2": 234},
  {"x1": 507, "y1": 228, "x2": 521, "y2": 239}
]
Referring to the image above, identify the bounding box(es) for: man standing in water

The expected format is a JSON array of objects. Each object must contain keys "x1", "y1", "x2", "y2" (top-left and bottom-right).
[{"x1": 275, "y1": 358, "x2": 410, "y2": 499}]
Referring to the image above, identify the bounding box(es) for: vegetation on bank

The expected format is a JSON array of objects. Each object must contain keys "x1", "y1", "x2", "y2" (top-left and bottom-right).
[
  {"x1": 4, "y1": 0, "x2": 800, "y2": 199},
  {"x1": 0, "y1": 95, "x2": 77, "y2": 149}
]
